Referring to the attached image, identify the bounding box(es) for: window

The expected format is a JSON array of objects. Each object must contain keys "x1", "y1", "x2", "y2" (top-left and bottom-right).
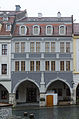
[
  {"x1": 15, "y1": 61, "x2": 19, "y2": 72},
  {"x1": 1, "y1": 90, "x2": 8, "y2": 99},
  {"x1": 0, "y1": 23, "x2": 2, "y2": 31},
  {"x1": 60, "y1": 42, "x2": 64, "y2": 53},
  {"x1": 66, "y1": 42, "x2": 70, "y2": 53},
  {"x1": 20, "y1": 25, "x2": 27, "y2": 35},
  {"x1": 30, "y1": 61, "x2": 34, "y2": 71},
  {"x1": 6, "y1": 24, "x2": 11, "y2": 31},
  {"x1": 36, "y1": 42, "x2": 40, "y2": 52},
  {"x1": 21, "y1": 42, "x2": 25, "y2": 53},
  {"x1": 66, "y1": 61, "x2": 70, "y2": 71},
  {"x1": 45, "y1": 61, "x2": 49, "y2": 71},
  {"x1": 36, "y1": 61, "x2": 40, "y2": 71},
  {"x1": 30, "y1": 42, "x2": 34, "y2": 52},
  {"x1": 60, "y1": 61, "x2": 64, "y2": 71},
  {"x1": 21, "y1": 61, "x2": 25, "y2": 71},
  {"x1": 59, "y1": 25, "x2": 66, "y2": 35},
  {"x1": 45, "y1": 42, "x2": 50, "y2": 52},
  {"x1": 2, "y1": 64, "x2": 7, "y2": 74},
  {"x1": 2, "y1": 44, "x2": 7, "y2": 55},
  {"x1": 51, "y1": 61, "x2": 55, "y2": 71},
  {"x1": 33, "y1": 25, "x2": 40, "y2": 35},
  {"x1": 46, "y1": 25, "x2": 53, "y2": 35},
  {"x1": 15, "y1": 42, "x2": 19, "y2": 53},
  {"x1": 51, "y1": 42, "x2": 55, "y2": 52}
]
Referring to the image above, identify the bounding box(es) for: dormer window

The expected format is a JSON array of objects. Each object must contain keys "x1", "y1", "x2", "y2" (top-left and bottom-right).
[
  {"x1": 20, "y1": 25, "x2": 27, "y2": 35},
  {"x1": 3, "y1": 14, "x2": 8, "y2": 21},
  {"x1": 46, "y1": 25, "x2": 53, "y2": 35},
  {"x1": 6, "y1": 24, "x2": 11, "y2": 31},
  {"x1": 59, "y1": 25, "x2": 66, "y2": 35},
  {"x1": 33, "y1": 25, "x2": 40, "y2": 35}
]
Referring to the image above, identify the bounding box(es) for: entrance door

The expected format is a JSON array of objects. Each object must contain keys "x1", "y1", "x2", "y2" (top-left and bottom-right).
[
  {"x1": 26, "y1": 88, "x2": 37, "y2": 103},
  {"x1": 46, "y1": 95, "x2": 53, "y2": 107}
]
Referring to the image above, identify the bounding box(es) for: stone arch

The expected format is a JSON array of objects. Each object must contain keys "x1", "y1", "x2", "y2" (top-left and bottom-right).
[
  {"x1": 0, "y1": 82, "x2": 10, "y2": 93},
  {"x1": 46, "y1": 77, "x2": 72, "y2": 94},
  {"x1": 13, "y1": 77, "x2": 40, "y2": 93}
]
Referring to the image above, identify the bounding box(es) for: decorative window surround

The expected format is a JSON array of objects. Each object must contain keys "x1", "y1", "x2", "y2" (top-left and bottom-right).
[
  {"x1": 6, "y1": 24, "x2": 11, "y2": 31},
  {"x1": 33, "y1": 25, "x2": 40, "y2": 35},
  {"x1": 19, "y1": 25, "x2": 27, "y2": 35},
  {"x1": 46, "y1": 25, "x2": 53, "y2": 35},
  {"x1": 59, "y1": 25, "x2": 66, "y2": 35}
]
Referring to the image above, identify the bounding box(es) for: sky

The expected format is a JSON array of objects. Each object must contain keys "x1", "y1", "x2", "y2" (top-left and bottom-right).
[{"x1": 0, "y1": 0, "x2": 79, "y2": 22}]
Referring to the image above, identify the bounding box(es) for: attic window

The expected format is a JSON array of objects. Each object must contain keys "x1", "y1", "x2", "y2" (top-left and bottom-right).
[
  {"x1": 0, "y1": 23, "x2": 2, "y2": 31},
  {"x1": 46, "y1": 25, "x2": 53, "y2": 35},
  {"x1": 59, "y1": 25, "x2": 66, "y2": 35},
  {"x1": 6, "y1": 24, "x2": 11, "y2": 31},
  {"x1": 33, "y1": 25, "x2": 40, "y2": 35},
  {"x1": 20, "y1": 25, "x2": 27, "y2": 35},
  {"x1": 3, "y1": 16, "x2": 8, "y2": 21}
]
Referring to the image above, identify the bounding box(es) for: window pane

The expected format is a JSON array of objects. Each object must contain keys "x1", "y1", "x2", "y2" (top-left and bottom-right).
[
  {"x1": 59, "y1": 26, "x2": 65, "y2": 34},
  {"x1": 15, "y1": 61, "x2": 19, "y2": 72},
  {"x1": 15, "y1": 43, "x2": 19, "y2": 53},
  {"x1": 45, "y1": 61, "x2": 49, "y2": 71},
  {"x1": 30, "y1": 42, "x2": 34, "y2": 52},
  {"x1": 51, "y1": 61, "x2": 55, "y2": 71},
  {"x1": 66, "y1": 61, "x2": 70, "y2": 71},
  {"x1": 33, "y1": 26, "x2": 39, "y2": 35},
  {"x1": 51, "y1": 42, "x2": 55, "y2": 52},
  {"x1": 66, "y1": 42, "x2": 70, "y2": 53},
  {"x1": 30, "y1": 61, "x2": 34, "y2": 71},
  {"x1": 2, "y1": 44, "x2": 7, "y2": 55},
  {"x1": 60, "y1": 61, "x2": 64, "y2": 71},
  {"x1": 45, "y1": 42, "x2": 50, "y2": 52},
  {"x1": 21, "y1": 61, "x2": 25, "y2": 71},
  {"x1": 60, "y1": 42, "x2": 64, "y2": 53},
  {"x1": 36, "y1": 42, "x2": 40, "y2": 52},
  {"x1": 21, "y1": 42, "x2": 25, "y2": 53},
  {"x1": 2, "y1": 64, "x2": 7, "y2": 74},
  {"x1": 36, "y1": 61, "x2": 40, "y2": 71}
]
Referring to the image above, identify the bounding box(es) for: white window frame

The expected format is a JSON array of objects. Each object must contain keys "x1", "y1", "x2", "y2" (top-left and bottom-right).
[
  {"x1": 33, "y1": 25, "x2": 40, "y2": 35},
  {"x1": 59, "y1": 25, "x2": 66, "y2": 35},
  {"x1": 19, "y1": 25, "x2": 27, "y2": 35},
  {"x1": 46, "y1": 25, "x2": 53, "y2": 35},
  {"x1": 6, "y1": 24, "x2": 11, "y2": 31}
]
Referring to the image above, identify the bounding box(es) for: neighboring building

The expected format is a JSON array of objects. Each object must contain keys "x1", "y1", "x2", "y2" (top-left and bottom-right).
[
  {"x1": 73, "y1": 23, "x2": 79, "y2": 104},
  {"x1": 11, "y1": 11, "x2": 74, "y2": 105}
]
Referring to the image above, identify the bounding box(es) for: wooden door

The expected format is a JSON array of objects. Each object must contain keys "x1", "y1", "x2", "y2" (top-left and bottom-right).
[{"x1": 46, "y1": 95, "x2": 53, "y2": 107}]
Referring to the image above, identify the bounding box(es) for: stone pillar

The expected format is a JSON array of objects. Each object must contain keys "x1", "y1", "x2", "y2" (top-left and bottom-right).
[
  {"x1": 9, "y1": 93, "x2": 16, "y2": 107},
  {"x1": 40, "y1": 72, "x2": 46, "y2": 106},
  {"x1": 70, "y1": 88, "x2": 76, "y2": 104},
  {"x1": 40, "y1": 72, "x2": 45, "y2": 93}
]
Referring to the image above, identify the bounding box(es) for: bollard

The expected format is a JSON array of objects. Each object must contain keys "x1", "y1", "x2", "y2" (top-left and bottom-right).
[
  {"x1": 29, "y1": 113, "x2": 35, "y2": 119},
  {"x1": 24, "y1": 112, "x2": 28, "y2": 117}
]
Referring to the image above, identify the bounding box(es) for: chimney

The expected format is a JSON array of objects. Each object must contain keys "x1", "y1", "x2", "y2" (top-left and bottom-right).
[
  {"x1": 38, "y1": 13, "x2": 42, "y2": 18},
  {"x1": 57, "y1": 11, "x2": 61, "y2": 18},
  {"x1": 15, "y1": 5, "x2": 21, "y2": 11}
]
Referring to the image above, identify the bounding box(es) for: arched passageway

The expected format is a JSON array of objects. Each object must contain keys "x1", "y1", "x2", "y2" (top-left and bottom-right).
[
  {"x1": 76, "y1": 84, "x2": 79, "y2": 103},
  {"x1": 14, "y1": 80, "x2": 40, "y2": 104},
  {"x1": 46, "y1": 80, "x2": 71, "y2": 103},
  {"x1": 0, "y1": 84, "x2": 9, "y2": 103}
]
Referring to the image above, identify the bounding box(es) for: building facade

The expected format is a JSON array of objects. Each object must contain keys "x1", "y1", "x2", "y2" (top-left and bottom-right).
[{"x1": 0, "y1": 6, "x2": 77, "y2": 106}]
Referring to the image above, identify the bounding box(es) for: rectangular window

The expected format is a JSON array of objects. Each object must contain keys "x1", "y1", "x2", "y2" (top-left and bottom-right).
[
  {"x1": 45, "y1": 61, "x2": 49, "y2": 71},
  {"x1": 21, "y1": 42, "x2": 25, "y2": 53},
  {"x1": 36, "y1": 42, "x2": 40, "y2": 52},
  {"x1": 2, "y1": 44, "x2": 7, "y2": 55},
  {"x1": 60, "y1": 61, "x2": 64, "y2": 71},
  {"x1": 15, "y1": 61, "x2": 19, "y2": 72},
  {"x1": 36, "y1": 61, "x2": 40, "y2": 71},
  {"x1": 30, "y1": 61, "x2": 34, "y2": 71},
  {"x1": 1, "y1": 90, "x2": 8, "y2": 99},
  {"x1": 21, "y1": 61, "x2": 25, "y2": 71},
  {"x1": 60, "y1": 42, "x2": 64, "y2": 53},
  {"x1": 30, "y1": 42, "x2": 34, "y2": 52},
  {"x1": 45, "y1": 42, "x2": 50, "y2": 52},
  {"x1": 2, "y1": 64, "x2": 7, "y2": 74},
  {"x1": 51, "y1": 61, "x2": 55, "y2": 71},
  {"x1": 51, "y1": 42, "x2": 55, "y2": 52},
  {"x1": 15, "y1": 42, "x2": 19, "y2": 53},
  {"x1": 66, "y1": 61, "x2": 70, "y2": 71},
  {"x1": 66, "y1": 42, "x2": 70, "y2": 53}
]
